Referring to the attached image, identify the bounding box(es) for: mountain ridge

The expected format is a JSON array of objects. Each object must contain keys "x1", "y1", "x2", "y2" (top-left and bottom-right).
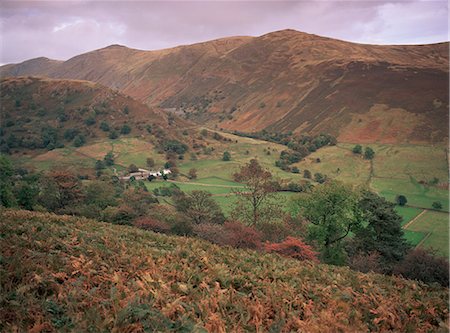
[{"x1": 1, "y1": 29, "x2": 448, "y2": 143}]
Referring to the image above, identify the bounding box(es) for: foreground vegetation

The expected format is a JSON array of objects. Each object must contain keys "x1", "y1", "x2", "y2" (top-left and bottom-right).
[{"x1": 1, "y1": 209, "x2": 448, "y2": 332}]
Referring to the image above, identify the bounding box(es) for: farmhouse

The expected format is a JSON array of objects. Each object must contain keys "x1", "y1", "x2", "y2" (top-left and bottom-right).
[{"x1": 119, "y1": 168, "x2": 172, "y2": 181}]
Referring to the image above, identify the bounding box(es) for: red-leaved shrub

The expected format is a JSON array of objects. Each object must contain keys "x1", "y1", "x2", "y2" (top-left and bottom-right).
[
  {"x1": 223, "y1": 221, "x2": 262, "y2": 250},
  {"x1": 393, "y1": 248, "x2": 449, "y2": 286},
  {"x1": 265, "y1": 237, "x2": 318, "y2": 262},
  {"x1": 134, "y1": 217, "x2": 170, "y2": 234}
]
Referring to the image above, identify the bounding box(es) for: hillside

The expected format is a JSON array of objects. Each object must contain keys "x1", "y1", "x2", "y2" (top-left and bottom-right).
[
  {"x1": 0, "y1": 76, "x2": 186, "y2": 155},
  {"x1": 1, "y1": 30, "x2": 448, "y2": 143},
  {"x1": 0, "y1": 209, "x2": 448, "y2": 332}
]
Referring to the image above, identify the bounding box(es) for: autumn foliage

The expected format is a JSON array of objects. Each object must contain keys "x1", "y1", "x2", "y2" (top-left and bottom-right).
[
  {"x1": 265, "y1": 237, "x2": 319, "y2": 262},
  {"x1": 1, "y1": 209, "x2": 448, "y2": 332}
]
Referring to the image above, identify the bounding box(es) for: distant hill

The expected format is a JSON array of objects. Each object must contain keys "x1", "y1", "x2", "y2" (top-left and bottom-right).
[
  {"x1": 0, "y1": 76, "x2": 185, "y2": 154},
  {"x1": 1, "y1": 209, "x2": 448, "y2": 332},
  {"x1": 1, "y1": 29, "x2": 448, "y2": 143}
]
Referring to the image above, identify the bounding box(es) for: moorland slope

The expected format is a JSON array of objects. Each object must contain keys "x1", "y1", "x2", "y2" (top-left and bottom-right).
[
  {"x1": 1, "y1": 30, "x2": 448, "y2": 143},
  {"x1": 0, "y1": 209, "x2": 448, "y2": 332}
]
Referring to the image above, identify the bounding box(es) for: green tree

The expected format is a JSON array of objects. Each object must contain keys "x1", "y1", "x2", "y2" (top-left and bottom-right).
[
  {"x1": 109, "y1": 130, "x2": 119, "y2": 139},
  {"x1": 364, "y1": 147, "x2": 375, "y2": 160},
  {"x1": 100, "y1": 121, "x2": 110, "y2": 132},
  {"x1": 347, "y1": 191, "x2": 410, "y2": 273},
  {"x1": 222, "y1": 151, "x2": 231, "y2": 161},
  {"x1": 73, "y1": 135, "x2": 86, "y2": 147},
  {"x1": 120, "y1": 124, "x2": 131, "y2": 135},
  {"x1": 0, "y1": 155, "x2": 17, "y2": 207},
  {"x1": 174, "y1": 190, "x2": 225, "y2": 225},
  {"x1": 396, "y1": 195, "x2": 407, "y2": 206},
  {"x1": 84, "y1": 181, "x2": 117, "y2": 209},
  {"x1": 352, "y1": 144, "x2": 362, "y2": 154},
  {"x1": 104, "y1": 152, "x2": 114, "y2": 166},
  {"x1": 293, "y1": 181, "x2": 362, "y2": 265},
  {"x1": 432, "y1": 201, "x2": 442, "y2": 210}
]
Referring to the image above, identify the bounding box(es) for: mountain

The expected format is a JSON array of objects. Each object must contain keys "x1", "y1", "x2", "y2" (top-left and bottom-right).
[
  {"x1": 0, "y1": 76, "x2": 182, "y2": 154},
  {"x1": 1, "y1": 209, "x2": 448, "y2": 332},
  {"x1": 1, "y1": 30, "x2": 448, "y2": 143}
]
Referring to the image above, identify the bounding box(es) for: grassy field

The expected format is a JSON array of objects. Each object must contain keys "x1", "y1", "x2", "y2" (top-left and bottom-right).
[
  {"x1": 1, "y1": 209, "x2": 447, "y2": 332},
  {"x1": 394, "y1": 206, "x2": 424, "y2": 226},
  {"x1": 405, "y1": 210, "x2": 449, "y2": 257}
]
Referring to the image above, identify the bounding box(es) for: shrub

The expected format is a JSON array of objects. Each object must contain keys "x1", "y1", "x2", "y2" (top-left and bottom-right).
[
  {"x1": 222, "y1": 221, "x2": 262, "y2": 250},
  {"x1": 364, "y1": 147, "x2": 375, "y2": 160},
  {"x1": 100, "y1": 121, "x2": 110, "y2": 132},
  {"x1": 394, "y1": 248, "x2": 449, "y2": 287},
  {"x1": 265, "y1": 237, "x2": 319, "y2": 262},
  {"x1": 170, "y1": 219, "x2": 193, "y2": 236},
  {"x1": 303, "y1": 169, "x2": 312, "y2": 179},
  {"x1": 85, "y1": 116, "x2": 96, "y2": 126},
  {"x1": 257, "y1": 222, "x2": 293, "y2": 243},
  {"x1": 291, "y1": 167, "x2": 300, "y2": 174},
  {"x1": 432, "y1": 201, "x2": 442, "y2": 210},
  {"x1": 109, "y1": 130, "x2": 119, "y2": 139},
  {"x1": 193, "y1": 223, "x2": 228, "y2": 245},
  {"x1": 348, "y1": 251, "x2": 383, "y2": 273},
  {"x1": 134, "y1": 217, "x2": 170, "y2": 234}
]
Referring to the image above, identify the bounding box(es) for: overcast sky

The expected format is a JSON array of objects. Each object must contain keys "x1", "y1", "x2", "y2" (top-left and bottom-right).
[{"x1": 0, "y1": 0, "x2": 448, "y2": 65}]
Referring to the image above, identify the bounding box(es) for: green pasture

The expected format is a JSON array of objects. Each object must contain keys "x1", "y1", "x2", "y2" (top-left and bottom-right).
[
  {"x1": 405, "y1": 210, "x2": 449, "y2": 257},
  {"x1": 395, "y1": 206, "x2": 423, "y2": 226}
]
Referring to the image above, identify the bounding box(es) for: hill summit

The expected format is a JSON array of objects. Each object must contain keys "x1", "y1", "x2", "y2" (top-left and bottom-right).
[{"x1": 1, "y1": 29, "x2": 448, "y2": 144}]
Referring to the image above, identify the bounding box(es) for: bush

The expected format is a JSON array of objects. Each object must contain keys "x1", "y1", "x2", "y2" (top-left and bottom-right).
[
  {"x1": 432, "y1": 201, "x2": 442, "y2": 210},
  {"x1": 222, "y1": 221, "x2": 262, "y2": 250},
  {"x1": 394, "y1": 248, "x2": 449, "y2": 286},
  {"x1": 256, "y1": 222, "x2": 293, "y2": 243},
  {"x1": 193, "y1": 223, "x2": 228, "y2": 245},
  {"x1": 85, "y1": 116, "x2": 96, "y2": 126},
  {"x1": 364, "y1": 147, "x2": 375, "y2": 160},
  {"x1": 100, "y1": 121, "x2": 110, "y2": 132},
  {"x1": 265, "y1": 237, "x2": 318, "y2": 262},
  {"x1": 134, "y1": 217, "x2": 170, "y2": 234},
  {"x1": 291, "y1": 167, "x2": 300, "y2": 174},
  {"x1": 348, "y1": 251, "x2": 383, "y2": 273},
  {"x1": 109, "y1": 130, "x2": 119, "y2": 139},
  {"x1": 303, "y1": 169, "x2": 311, "y2": 179},
  {"x1": 170, "y1": 219, "x2": 193, "y2": 236}
]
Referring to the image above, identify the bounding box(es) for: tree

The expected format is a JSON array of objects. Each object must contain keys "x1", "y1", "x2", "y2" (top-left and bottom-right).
[
  {"x1": 432, "y1": 201, "x2": 442, "y2": 210},
  {"x1": 163, "y1": 140, "x2": 188, "y2": 154},
  {"x1": 174, "y1": 190, "x2": 225, "y2": 225},
  {"x1": 352, "y1": 144, "x2": 362, "y2": 154},
  {"x1": 347, "y1": 191, "x2": 410, "y2": 273},
  {"x1": 95, "y1": 160, "x2": 105, "y2": 170},
  {"x1": 100, "y1": 121, "x2": 110, "y2": 132},
  {"x1": 364, "y1": 147, "x2": 375, "y2": 160},
  {"x1": 222, "y1": 151, "x2": 231, "y2": 161},
  {"x1": 73, "y1": 134, "x2": 86, "y2": 147},
  {"x1": 104, "y1": 152, "x2": 114, "y2": 166},
  {"x1": 84, "y1": 180, "x2": 117, "y2": 209},
  {"x1": 293, "y1": 181, "x2": 362, "y2": 265},
  {"x1": 291, "y1": 166, "x2": 300, "y2": 174},
  {"x1": 232, "y1": 159, "x2": 281, "y2": 226},
  {"x1": 39, "y1": 169, "x2": 83, "y2": 211},
  {"x1": 396, "y1": 195, "x2": 407, "y2": 206},
  {"x1": 188, "y1": 168, "x2": 197, "y2": 180},
  {"x1": 109, "y1": 130, "x2": 119, "y2": 139},
  {"x1": 120, "y1": 124, "x2": 131, "y2": 135},
  {"x1": 0, "y1": 155, "x2": 16, "y2": 207},
  {"x1": 146, "y1": 157, "x2": 155, "y2": 168}
]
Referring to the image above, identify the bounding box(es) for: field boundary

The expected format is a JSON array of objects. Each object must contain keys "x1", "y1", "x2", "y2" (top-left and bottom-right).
[{"x1": 403, "y1": 209, "x2": 428, "y2": 230}]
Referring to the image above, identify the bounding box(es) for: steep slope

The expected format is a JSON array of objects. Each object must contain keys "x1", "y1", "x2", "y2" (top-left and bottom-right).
[
  {"x1": 1, "y1": 30, "x2": 448, "y2": 143},
  {"x1": 1, "y1": 209, "x2": 448, "y2": 332},
  {"x1": 0, "y1": 76, "x2": 181, "y2": 154}
]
